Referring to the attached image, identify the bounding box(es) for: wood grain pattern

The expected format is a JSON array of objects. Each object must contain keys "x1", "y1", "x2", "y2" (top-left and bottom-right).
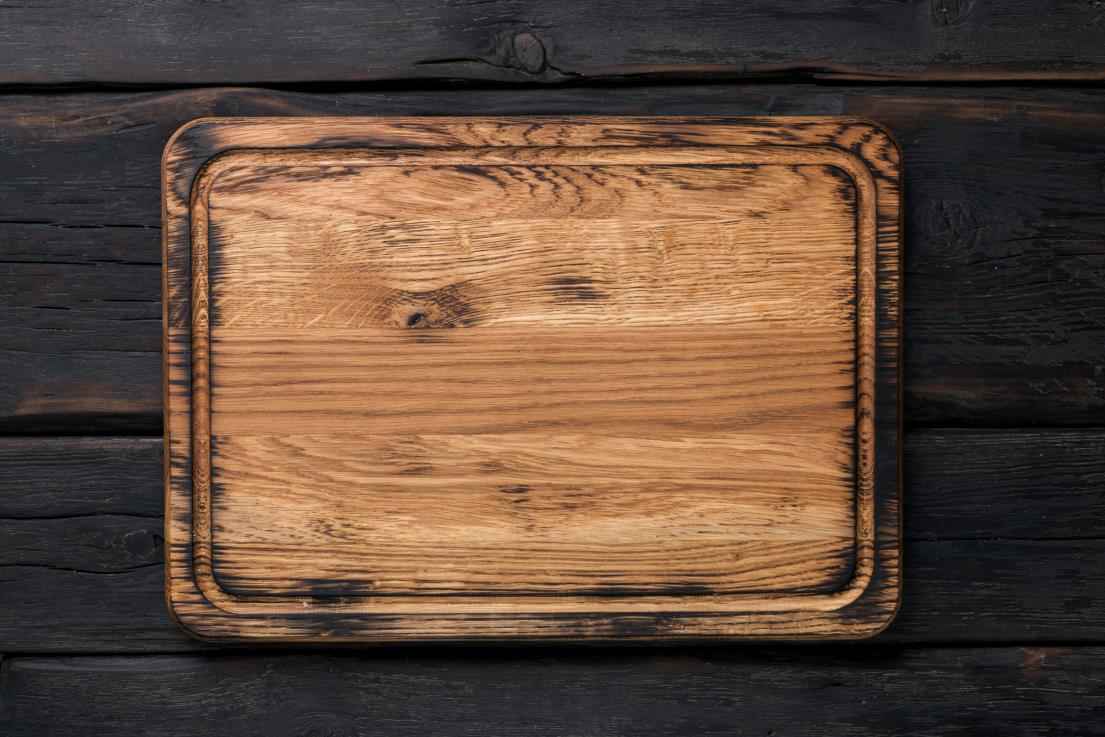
[
  {"x1": 6, "y1": 648, "x2": 1104, "y2": 737},
  {"x1": 211, "y1": 431, "x2": 857, "y2": 597},
  {"x1": 163, "y1": 116, "x2": 900, "y2": 642},
  {"x1": 5, "y1": 85, "x2": 1103, "y2": 433},
  {"x1": 4, "y1": 0, "x2": 1105, "y2": 85},
  {"x1": 7, "y1": 431, "x2": 1105, "y2": 652}
]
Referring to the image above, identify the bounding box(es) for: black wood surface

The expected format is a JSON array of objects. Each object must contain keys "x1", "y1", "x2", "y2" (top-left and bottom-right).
[
  {"x1": 1, "y1": 0, "x2": 1104, "y2": 85},
  {"x1": 3, "y1": 86, "x2": 1103, "y2": 434},
  {"x1": 4, "y1": 648, "x2": 1105, "y2": 737},
  {"x1": 2, "y1": 5, "x2": 1104, "y2": 730}
]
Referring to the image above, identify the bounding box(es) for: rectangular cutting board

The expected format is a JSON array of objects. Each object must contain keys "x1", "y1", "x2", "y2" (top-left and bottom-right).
[{"x1": 163, "y1": 116, "x2": 901, "y2": 643}]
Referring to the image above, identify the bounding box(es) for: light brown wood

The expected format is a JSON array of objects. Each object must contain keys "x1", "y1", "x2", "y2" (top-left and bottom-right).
[
  {"x1": 163, "y1": 117, "x2": 901, "y2": 641},
  {"x1": 211, "y1": 431, "x2": 857, "y2": 597}
]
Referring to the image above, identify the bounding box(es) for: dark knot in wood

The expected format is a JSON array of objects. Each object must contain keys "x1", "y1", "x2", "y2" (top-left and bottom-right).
[
  {"x1": 511, "y1": 32, "x2": 547, "y2": 74},
  {"x1": 931, "y1": 0, "x2": 973, "y2": 27}
]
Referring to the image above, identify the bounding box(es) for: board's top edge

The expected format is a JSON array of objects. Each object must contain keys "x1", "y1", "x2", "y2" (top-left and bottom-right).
[{"x1": 163, "y1": 115, "x2": 901, "y2": 171}]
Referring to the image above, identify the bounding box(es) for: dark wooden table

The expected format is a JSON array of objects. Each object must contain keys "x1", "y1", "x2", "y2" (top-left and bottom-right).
[{"x1": 2, "y1": 3, "x2": 1104, "y2": 734}]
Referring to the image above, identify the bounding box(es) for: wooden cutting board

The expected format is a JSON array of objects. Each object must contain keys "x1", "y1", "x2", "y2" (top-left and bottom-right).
[{"x1": 163, "y1": 116, "x2": 901, "y2": 643}]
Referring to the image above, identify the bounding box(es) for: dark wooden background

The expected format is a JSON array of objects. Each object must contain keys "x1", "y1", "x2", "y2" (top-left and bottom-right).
[{"x1": 2, "y1": 2, "x2": 1104, "y2": 734}]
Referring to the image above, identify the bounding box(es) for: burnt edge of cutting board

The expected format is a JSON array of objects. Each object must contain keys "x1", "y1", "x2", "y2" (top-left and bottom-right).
[{"x1": 162, "y1": 117, "x2": 902, "y2": 643}]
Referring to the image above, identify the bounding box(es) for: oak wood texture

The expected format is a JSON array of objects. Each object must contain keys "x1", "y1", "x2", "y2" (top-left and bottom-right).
[
  {"x1": 162, "y1": 117, "x2": 901, "y2": 642},
  {"x1": 4, "y1": 85, "x2": 1103, "y2": 434},
  {"x1": 3, "y1": 1, "x2": 1105, "y2": 86}
]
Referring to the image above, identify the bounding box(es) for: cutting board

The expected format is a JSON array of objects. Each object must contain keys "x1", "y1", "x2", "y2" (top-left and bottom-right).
[{"x1": 163, "y1": 117, "x2": 901, "y2": 642}]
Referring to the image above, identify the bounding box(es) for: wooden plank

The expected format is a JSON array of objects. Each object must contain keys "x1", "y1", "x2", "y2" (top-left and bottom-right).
[
  {"x1": 3, "y1": 647, "x2": 1104, "y2": 737},
  {"x1": 908, "y1": 429, "x2": 1105, "y2": 539},
  {"x1": 2, "y1": 86, "x2": 1103, "y2": 432},
  {"x1": 0, "y1": 564, "x2": 201, "y2": 653},
  {"x1": 892, "y1": 539, "x2": 1105, "y2": 643},
  {"x1": 1, "y1": 432, "x2": 1103, "y2": 651},
  {"x1": 0, "y1": 231, "x2": 160, "y2": 434},
  {"x1": 1, "y1": 1, "x2": 1104, "y2": 85},
  {"x1": 0, "y1": 438, "x2": 203, "y2": 652},
  {"x1": 0, "y1": 437, "x2": 162, "y2": 518}
]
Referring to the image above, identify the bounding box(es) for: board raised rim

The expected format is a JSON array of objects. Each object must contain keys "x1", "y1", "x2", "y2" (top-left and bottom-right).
[{"x1": 163, "y1": 116, "x2": 902, "y2": 642}]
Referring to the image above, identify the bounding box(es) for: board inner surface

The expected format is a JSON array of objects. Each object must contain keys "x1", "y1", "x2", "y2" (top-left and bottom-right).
[{"x1": 197, "y1": 147, "x2": 866, "y2": 609}]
